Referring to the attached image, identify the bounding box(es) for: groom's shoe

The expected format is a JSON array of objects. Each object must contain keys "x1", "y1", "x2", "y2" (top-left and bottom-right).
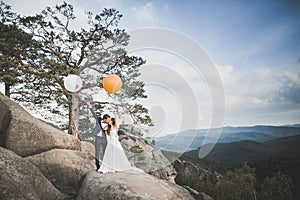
[{"x1": 95, "y1": 159, "x2": 100, "y2": 170}]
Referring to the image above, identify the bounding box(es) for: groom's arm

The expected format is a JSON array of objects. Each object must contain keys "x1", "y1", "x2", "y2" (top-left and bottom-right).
[
  {"x1": 86, "y1": 101, "x2": 107, "y2": 131},
  {"x1": 86, "y1": 101, "x2": 100, "y2": 120},
  {"x1": 90, "y1": 107, "x2": 107, "y2": 133},
  {"x1": 89, "y1": 106, "x2": 99, "y2": 120}
]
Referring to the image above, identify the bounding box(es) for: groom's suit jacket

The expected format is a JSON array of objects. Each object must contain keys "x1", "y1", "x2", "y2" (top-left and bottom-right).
[{"x1": 90, "y1": 107, "x2": 107, "y2": 138}]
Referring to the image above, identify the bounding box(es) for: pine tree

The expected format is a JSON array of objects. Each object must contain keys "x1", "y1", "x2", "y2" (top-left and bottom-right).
[{"x1": 0, "y1": 2, "x2": 152, "y2": 137}]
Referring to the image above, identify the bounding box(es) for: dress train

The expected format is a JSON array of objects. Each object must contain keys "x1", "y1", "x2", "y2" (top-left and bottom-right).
[{"x1": 98, "y1": 129, "x2": 143, "y2": 173}]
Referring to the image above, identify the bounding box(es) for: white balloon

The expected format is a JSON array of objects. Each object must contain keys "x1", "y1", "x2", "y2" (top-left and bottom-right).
[{"x1": 64, "y1": 75, "x2": 83, "y2": 92}]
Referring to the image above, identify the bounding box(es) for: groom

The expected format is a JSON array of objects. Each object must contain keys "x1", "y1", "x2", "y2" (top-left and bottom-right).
[{"x1": 86, "y1": 100, "x2": 110, "y2": 171}]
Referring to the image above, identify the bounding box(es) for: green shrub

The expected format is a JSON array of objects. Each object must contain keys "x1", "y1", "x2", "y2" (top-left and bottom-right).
[{"x1": 130, "y1": 145, "x2": 144, "y2": 153}]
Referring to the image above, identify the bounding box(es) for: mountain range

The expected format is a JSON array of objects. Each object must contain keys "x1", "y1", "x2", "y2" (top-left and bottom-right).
[
  {"x1": 185, "y1": 133, "x2": 300, "y2": 164},
  {"x1": 154, "y1": 125, "x2": 300, "y2": 152},
  {"x1": 176, "y1": 133, "x2": 300, "y2": 200}
]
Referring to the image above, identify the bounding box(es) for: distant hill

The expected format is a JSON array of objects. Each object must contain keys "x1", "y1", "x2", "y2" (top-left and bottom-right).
[
  {"x1": 180, "y1": 134, "x2": 300, "y2": 200},
  {"x1": 179, "y1": 134, "x2": 300, "y2": 200},
  {"x1": 185, "y1": 134, "x2": 300, "y2": 165},
  {"x1": 266, "y1": 133, "x2": 300, "y2": 150},
  {"x1": 154, "y1": 125, "x2": 300, "y2": 152},
  {"x1": 283, "y1": 124, "x2": 300, "y2": 128}
]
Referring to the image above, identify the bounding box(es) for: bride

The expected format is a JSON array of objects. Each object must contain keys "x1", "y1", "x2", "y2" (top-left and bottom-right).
[{"x1": 98, "y1": 117, "x2": 143, "y2": 173}]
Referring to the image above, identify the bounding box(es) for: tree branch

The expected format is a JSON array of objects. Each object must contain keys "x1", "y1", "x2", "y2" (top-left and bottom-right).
[
  {"x1": 92, "y1": 101, "x2": 122, "y2": 106},
  {"x1": 16, "y1": 60, "x2": 52, "y2": 76}
]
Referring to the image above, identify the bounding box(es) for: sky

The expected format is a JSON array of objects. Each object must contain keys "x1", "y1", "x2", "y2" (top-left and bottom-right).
[{"x1": 2, "y1": 0, "x2": 300, "y2": 136}]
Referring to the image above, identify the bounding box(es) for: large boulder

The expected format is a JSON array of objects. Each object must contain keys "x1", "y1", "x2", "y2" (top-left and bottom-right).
[
  {"x1": 81, "y1": 141, "x2": 95, "y2": 166},
  {"x1": 173, "y1": 160, "x2": 216, "y2": 199},
  {"x1": 0, "y1": 147, "x2": 64, "y2": 200},
  {"x1": 0, "y1": 93, "x2": 81, "y2": 157},
  {"x1": 0, "y1": 94, "x2": 201, "y2": 199},
  {"x1": 119, "y1": 124, "x2": 144, "y2": 137},
  {"x1": 174, "y1": 160, "x2": 199, "y2": 178},
  {"x1": 77, "y1": 171, "x2": 195, "y2": 200},
  {"x1": 184, "y1": 186, "x2": 214, "y2": 200},
  {"x1": 119, "y1": 133, "x2": 177, "y2": 182},
  {"x1": 173, "y1": 159, "x2": 220, "y2": 183},
  {"x1": 25, "y1": 148, "x2": 94, "y2": 197}
]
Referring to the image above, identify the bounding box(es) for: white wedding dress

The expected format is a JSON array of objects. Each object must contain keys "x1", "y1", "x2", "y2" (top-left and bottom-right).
[{"x1": 98, "y1": 129, "x2": 143, "y2": 173}]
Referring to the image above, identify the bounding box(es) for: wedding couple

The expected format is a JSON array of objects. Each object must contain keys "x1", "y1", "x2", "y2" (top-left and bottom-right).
[{"x1": 85, "y1": 100, "x2": 142, "y2": 173}]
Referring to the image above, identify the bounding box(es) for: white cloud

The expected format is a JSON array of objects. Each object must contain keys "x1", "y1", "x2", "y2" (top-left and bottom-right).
[
  {"x1": 217, "y1": 65, "x2": 280, "y2": 102},
  {"x1": 216, "y1": 64, "x2": 300, "y2": 126},
  {"x1": 5, "y1": 0, "x2": 62, "y2": 15},
  {"x1": 92, "y1": 0, "x2": 121, "y2": 8},
  {"x1": 129, "y1": 48, "x2": 215, "y2": 134},
  {"x1": 4, "y1": 0, "x2": 91, "y2": 31},
  {"x1": 131, "y1": 2, "x2": 157, "y2": 25},
  {"x1": 283, "y1": 71, "x2": 300, "y2": 86}
]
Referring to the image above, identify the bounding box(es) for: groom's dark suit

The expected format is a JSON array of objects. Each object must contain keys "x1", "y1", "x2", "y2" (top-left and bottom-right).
[{"x1": 89, "y1": 106, "x2": 108, "y2": 170}]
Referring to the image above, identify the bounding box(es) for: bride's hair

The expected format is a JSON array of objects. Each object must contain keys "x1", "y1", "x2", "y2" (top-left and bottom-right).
[
  {"x1": 111, "y1": 118, "x2": 117, "y2": 126},
  {"x1": 107, "y1": 118, "x2": 117, "y2": 135}
]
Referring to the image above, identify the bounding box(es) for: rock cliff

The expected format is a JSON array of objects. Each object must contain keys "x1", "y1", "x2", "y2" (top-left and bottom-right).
[
  {"x1": 77, "y1": 171, "x2": 193, "y2": 200},
  {"x1": 173, "y1": 159, "x2": 220, "y2": 184},
  {"x1": 0, "y1": 147, "x2": 65, "y2": 200},
  {"x1": 0, "y1": 93, "x2": 81, "y2": 157},
  {"x1": 0, "y1": 93, "x2": 194, "y2": 199},
  {"x1": 118, "y1": 128, "x2": 177, "y2": 182}
]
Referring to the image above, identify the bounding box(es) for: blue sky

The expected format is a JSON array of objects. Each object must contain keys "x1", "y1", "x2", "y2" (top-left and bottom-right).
[
  {"x1": 148, "y1": 0, "x2": 300, "y2": 70},
  {"x1": 3, "y1": 0, "x2": 300, "y2": 135}
]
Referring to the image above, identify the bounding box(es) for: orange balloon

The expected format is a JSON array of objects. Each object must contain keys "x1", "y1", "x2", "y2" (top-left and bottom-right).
[{"x1": 102, "y1": 74, "x2": 122, "y2": 94}]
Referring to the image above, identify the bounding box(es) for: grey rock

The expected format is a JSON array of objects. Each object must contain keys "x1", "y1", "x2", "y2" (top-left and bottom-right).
[
  {"x1": 119, "y1": 133, "x2": 177, "y2": 182},
  {"x1": 173, "y1": 159, "x2": 218, "y2": 183},
  {"x1": 0, "y1": 94, "x2": 202, "y2": 199},
  {"x1": 183, "y1": 161, "x2": 199, "y2": 177},
  {"x1": 25, "y1": 149, "x2": 94, "y2": 196},
  {"x1": 198, "y1": 192, "x2": 214, "y2": 200},
  {"x1": 173, "y1": 159, "x2": 184, "y2": 172},
  {"x1": 81, "y1": 141, "x2": 95, "y2": 158},
  {"x1": 119, "y1": 124, "x2": 144, "y2": 137},
  {"x1": 81, "y1": 141, "x2": 95, "y2": 166},
  {"x1": 0, "y1": 147, "x2": 64, "y2": 200},
  {"x1": 0, "y1": 93, "x2": 81, "y2": 157},
  {"x1": 77, "y1": 171, "x2": 195, "y2": 200},
  {"x1": 183, "y1": 186, "x2": 214, "y2": 200}
]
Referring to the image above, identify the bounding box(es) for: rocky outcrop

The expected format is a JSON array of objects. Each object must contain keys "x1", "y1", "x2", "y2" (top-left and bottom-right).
[
  {"x1": 80, "y1": 141, "x2": 95, "y2": 166},
  {"x1": 174, "y1": 160, "x2": 199, "y2": 178},
  {"x1": 173, "y1": 159, "x2": 219, "y2": 183},
  {"x1": 25, "y1": 149, "x2": 94, "y2": 194},
  {"x1": 173, "y1": 160, "x2": 216, "y2": 199},
  {"x1": 0, "y1": 93, "x2": 196, "y2": 199},
  {"x1": 119, "y1": 132, "x2": 177, "y2": 182},
  {"x1": 77, "y1": 171, "x2": 194, "y2": 200},
  {"x1": 183, "y1": 186, "x2": 214, "y2": 200},
  {"x1": 0, "y1": 93, "x2": 81, "y2": 157},
  {"x1": 0, "y1": 147, "x2": 65, "y2": 200},
  {"x1": 119, "y1": 124, "x2": 144, "y2": 137},
  {"x1": 81, "y1": 141, "x2": 95, "y2": 158}
]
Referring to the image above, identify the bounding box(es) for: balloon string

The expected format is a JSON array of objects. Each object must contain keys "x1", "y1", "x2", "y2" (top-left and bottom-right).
[{"x1": 107, "y1": 94, "x2": 113, "y2": 113}]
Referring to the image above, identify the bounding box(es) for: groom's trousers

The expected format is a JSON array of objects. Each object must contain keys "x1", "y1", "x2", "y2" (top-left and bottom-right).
[{"x1": 95, "y1": 135, "x2": 107, "y2": 170}]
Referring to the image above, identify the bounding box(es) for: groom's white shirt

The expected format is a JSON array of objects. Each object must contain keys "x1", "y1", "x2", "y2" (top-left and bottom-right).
[{"x1": 97, "y1": 121, "x2": 107, "y2": 136}]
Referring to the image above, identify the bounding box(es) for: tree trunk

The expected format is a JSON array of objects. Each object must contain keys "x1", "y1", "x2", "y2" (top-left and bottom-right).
[
  {"x1": 68, "y1": 94, "x2": 80, "y2": 138},
  {"x1": 5, "y1": 83, "x2": 10, "y2": 98}
]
